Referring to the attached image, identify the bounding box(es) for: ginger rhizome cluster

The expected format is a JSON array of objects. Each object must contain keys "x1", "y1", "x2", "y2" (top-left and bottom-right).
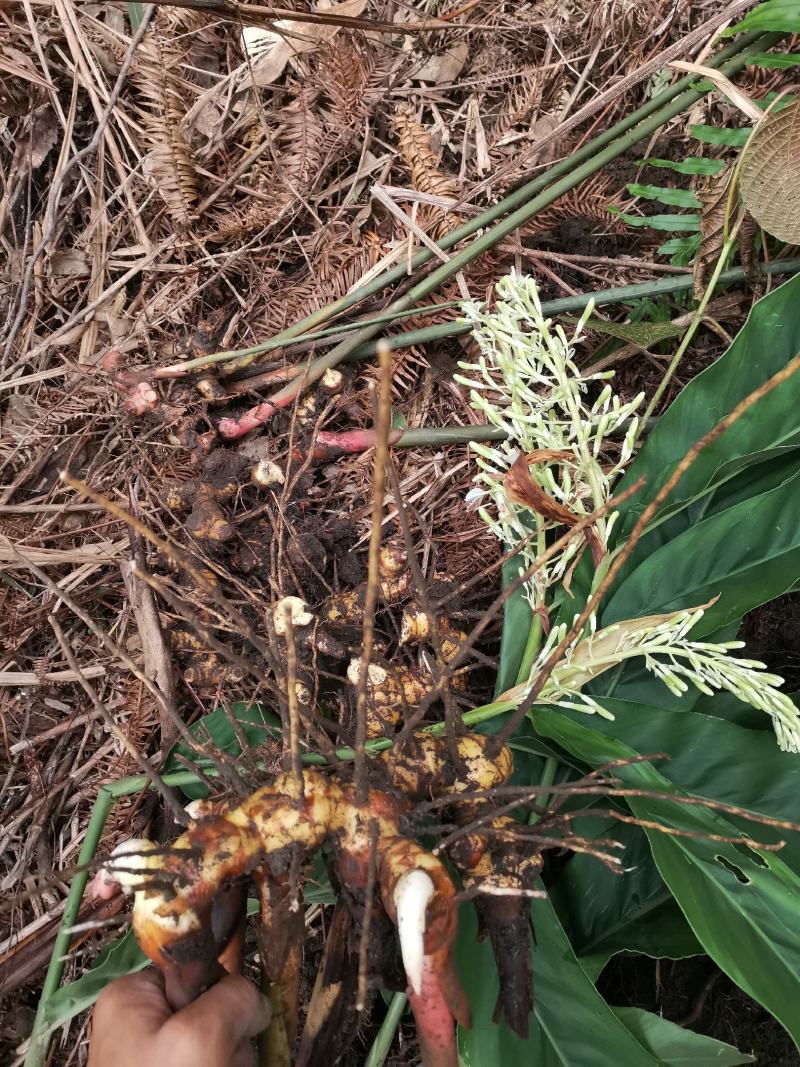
[{"x1": 94, "y1": 732, "x2": 539, "y2": 1067}]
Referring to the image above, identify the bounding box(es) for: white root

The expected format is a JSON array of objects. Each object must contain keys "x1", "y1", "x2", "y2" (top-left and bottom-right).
[{"x1": 393, "y1": 869, "x2": 435, "y2": 996}]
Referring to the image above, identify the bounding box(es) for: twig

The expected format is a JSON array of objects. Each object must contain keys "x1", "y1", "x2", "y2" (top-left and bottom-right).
[{"x1": 353, "y1": 343, "x2": 393, "y2": 805}]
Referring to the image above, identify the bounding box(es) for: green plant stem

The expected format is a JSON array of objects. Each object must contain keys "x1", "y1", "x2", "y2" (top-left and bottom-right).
[
  {"x1": 365, "y1": 992, "x2": 408, "y2": 1067},
  {"x1": 193, "y1": 30, "x2": 774, "y2": 383},
  {"x1": 517, "y1": 612, "x2": 544, "y2": 686},
  {"x1": 529, "y1": 756, "x2": 560, "y2": 826},
  {"x1": 26, "y1": 786, "x2": 114, "y2": 1067},
  {"x1": 343, "y1": 255, "x2": 800, "y2": 364},
  {"x1": 227, "y1": 37, "x2": 780, "y2": 432},
  {"x1": 641, "y1": 232, "x2": 739, "y2": 426}
]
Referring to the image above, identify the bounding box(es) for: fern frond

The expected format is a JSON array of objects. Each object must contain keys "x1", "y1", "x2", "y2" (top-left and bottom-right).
[{"x1": 132, "y1": 28, "x2": 198, "y2": 228}]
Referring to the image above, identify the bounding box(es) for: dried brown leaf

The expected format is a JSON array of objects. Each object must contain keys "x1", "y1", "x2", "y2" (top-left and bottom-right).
[
  {"x1": 692, "y1": 165, "x2": 731, "y2": 299},
  {"x1": 740, "y1": 98, "x2": 800, "y2": 245}
]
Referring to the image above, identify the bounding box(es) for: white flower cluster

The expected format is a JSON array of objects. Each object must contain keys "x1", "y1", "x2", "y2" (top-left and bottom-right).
[
  {"x1": 456, "y1": 272, "x2": 643, "y2": 604},
  {"x1": 501, "y1": 606, "x2": 800, "y2": 753}
]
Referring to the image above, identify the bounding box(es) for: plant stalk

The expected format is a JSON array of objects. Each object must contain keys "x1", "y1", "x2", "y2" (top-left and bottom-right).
[{"x1": 364, "y1": 993, "x2": 408, "y2": 1067}]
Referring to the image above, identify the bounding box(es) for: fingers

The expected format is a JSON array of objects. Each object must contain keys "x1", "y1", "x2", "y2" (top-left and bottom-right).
[
  {"x1": 89, "y1": 969, "x2": 171, "y2": 1064},
  {"x1": 165, "y1": 974, "x2": 271, "y2": 1052}
]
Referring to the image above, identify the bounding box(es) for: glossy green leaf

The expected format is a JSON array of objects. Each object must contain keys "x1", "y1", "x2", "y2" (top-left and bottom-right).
[
  {"x1": 613, "y1": 273, "x2": 800, "y2": 553},
  {"x1": 565, "y1": 698, "x2": 800, "y2": 870},
  {"x1": 724, "y1": 1, "x2": 800, "y2": 34},
  {"x1": 610, "y1": 1007, "x2": 753, "y2": 1065},
  {"x1": 42, "y1": 930, "x2": 148, "y2": 1030},
  {"x1": 493, "y1": 555, "x2": 533, "y2": 697},
  {"x1": 627, "y1": 184, "x2": 701, "y2": 208},
  {"x1": 552, "y1": 820, "x2": 702, "y2": 972},
  {"x1": 455, "y1": 894, "x2": 661, "y2": 1066},
  {"x1": 533, "y1": 709, "x2": 800, "y2": 1046},
  {"x1": 640, "y1": 157, "x2": 726, "y2": 176},
  {"x1": 604, "y1": 468, "x2": 800, "y2": 635}
]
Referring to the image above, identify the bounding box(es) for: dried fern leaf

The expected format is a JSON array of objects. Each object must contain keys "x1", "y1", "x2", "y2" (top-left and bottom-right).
[
  {"x1": 740, "y1": 98, "x2": 800, "y2": 244},
  {"x1": 133, "y1": 29, "x2": 198, "y2": 228},
  {"x1": 393, "y1": 106, "x2": 462, "y2": 239}
]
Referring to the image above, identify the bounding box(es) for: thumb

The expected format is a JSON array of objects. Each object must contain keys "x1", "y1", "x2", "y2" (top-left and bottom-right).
[{"x1": 173, "y1": 974, "x2": 271, "y2": 1046}]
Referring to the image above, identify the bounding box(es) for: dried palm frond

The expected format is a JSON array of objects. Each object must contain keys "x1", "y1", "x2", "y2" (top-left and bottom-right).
[{"x1": 318, "y1": 33, "x2": 373, "y2": 118}]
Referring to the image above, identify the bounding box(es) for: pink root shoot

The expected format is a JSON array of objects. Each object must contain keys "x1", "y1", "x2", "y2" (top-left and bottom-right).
[
  {"x1": 217, "y1": 401, "x2": 279, "y2": 439},
  {"x1": 301, "y1": 429, "x2": 405, "y2": 461},
  {"x1": 88, "y1": 869, "x2": 120, "y2": 902},
  {"x1": 407, "y1": 956, "x2": 461, "y2": 1067}
]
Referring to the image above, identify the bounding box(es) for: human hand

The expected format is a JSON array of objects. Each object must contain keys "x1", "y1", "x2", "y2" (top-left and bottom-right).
[{"x1": 88, "y1": 969, "x2": 270, "y2": 1067}]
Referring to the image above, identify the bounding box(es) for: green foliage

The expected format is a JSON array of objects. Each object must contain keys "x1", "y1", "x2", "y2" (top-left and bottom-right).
[
  {"x1": 625, "y1": 184, "x2": 701, "y2": 208},
  {"x1": 725, "y1": 0, "x2": 800, "y2": 34},
  {"x1": 42, "y1": 931, "x2": 148, "y2": 1032},
  {"x1": 637, "y1": 157, "x2": 726, "y2": 175},
  {"x1": 475, "y1": 275, "x2": 800, "y2": 1059},
  {"x1": 165, "y1": 701, "x2": 280, "y2": 798}
]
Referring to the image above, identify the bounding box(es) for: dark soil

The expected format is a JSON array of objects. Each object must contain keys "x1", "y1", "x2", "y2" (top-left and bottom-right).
[{"x1": 600, "y1": 955, "x2": 798, "y2": 1065}]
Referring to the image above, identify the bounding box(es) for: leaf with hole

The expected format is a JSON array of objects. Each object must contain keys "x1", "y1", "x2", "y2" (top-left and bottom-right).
[{"x1": 534, "y1": 709, "x2": 800, "y2": 1046}]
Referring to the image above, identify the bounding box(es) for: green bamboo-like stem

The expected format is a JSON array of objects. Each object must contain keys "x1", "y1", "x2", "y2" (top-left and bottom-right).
[
  {"x1": 642, "y1": 232, "x2": 738, "y2": 425},
  {"x1": 342, "y1": 258, "x2": 800, "y2": 361},
  {"x1": 364, "y1": 992, "x2": 409, "y2": 1067},
  {"x1": 197, "y1": 29, "x2": 772, "y2": 380},
  {"x1": 26, "y1": 786, "x2": 115, "y2": 1067},
  {"x1": 219, "y1": 33, "x2": 783, "y2": 437}
]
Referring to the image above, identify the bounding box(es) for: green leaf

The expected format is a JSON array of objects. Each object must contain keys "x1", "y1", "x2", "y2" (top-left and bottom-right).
[
  {"x1": 626, "y1": 184, "x2": 701, "y2": 208},
  {"x1": 724, "y1": 1, "x2": 800, "y2": 35},
  {"x1": 455, "y1": 893, "x2": 662, "y2": 1066},
  {"x1": 610, "y1": 1007, "x2": 754, "y2": 1065},
  {"x1": 745, "y1": 50, "x2": 800, "y2": 68},
  {"x1": 551, "y1": 820, "x2": 702, "y2": 972},
  {"x1": 494, "y1": 556, "x2": 533, "y2": 697},
  {"x1": 604, "y1": 467, "x2": 800, "y2": 635},
  {"x1": 613, "y1": 210, "x2": 701, "y2": 231},
  {"x1": 613, "y1": 274, "x2": 800, "y2": 551},
  {"x1": 568, "y1": 699, "x2": 800, "y2": 870},
  {"x1": 658, "y1": 234, "x2": 701, "y2": 265},
  {"x1": 640, "y1": 157, "x2": 727, "y2": 176},
  {"x1": 391, "y1": 408, "x2": 407, "y2": 430},
  {"x1": 165, "y1": 701, "x2": 280, "y2": 798},
  {"x1": 42, "y1": 931, "x2": 148, "y2": 1030},
  {"x1": 534, "y1": 709, "x2": 800, "y2": 1047},
  {"x1": 690, "y1": 125, "x2": 751, "y2": 147}
]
